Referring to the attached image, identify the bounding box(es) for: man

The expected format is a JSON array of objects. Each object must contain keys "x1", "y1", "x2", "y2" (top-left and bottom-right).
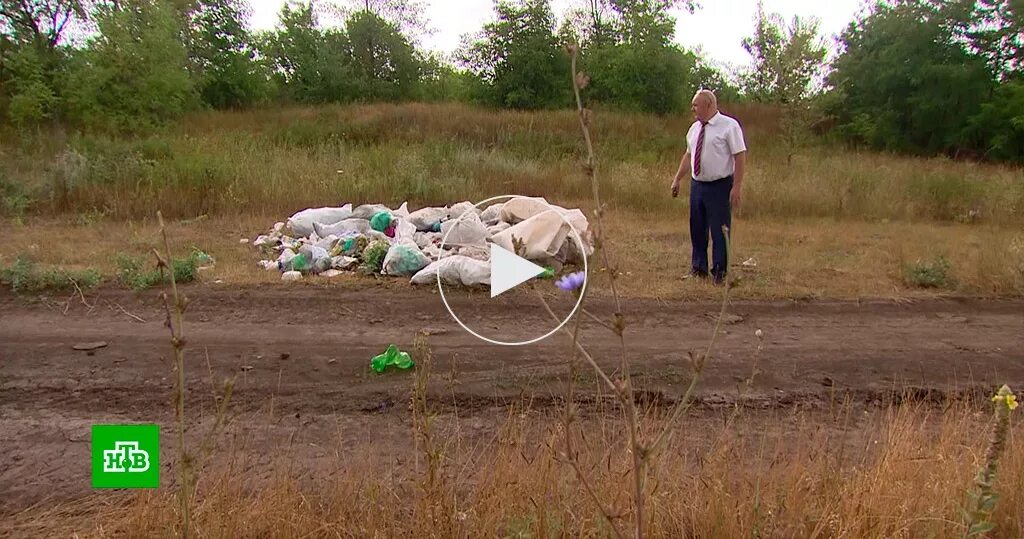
[{"x1": 671, "y1": 89, "x2": 747, "y2": 285}]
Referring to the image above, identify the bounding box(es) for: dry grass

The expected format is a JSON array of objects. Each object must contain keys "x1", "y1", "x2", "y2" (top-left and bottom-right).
[
  {"x1": 4, "y1": 402, "x2": 1021, "y2": 538},
  {"x1": 1, "y1": 102, "x2": 1021, "y2": 224},
  {"x1": 2, "y1": 212, "x2": 1020, "y2": 299}
]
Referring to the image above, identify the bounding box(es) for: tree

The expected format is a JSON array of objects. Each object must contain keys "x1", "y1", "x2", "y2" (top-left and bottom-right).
[
  {"x1": 957, "y1": 0, "x2": 1023, "y2": 81},
  {"x1": 0, "y1": 0, "x2": 86, "y2": 127},
  {"x1": 341, "y1": 0, "x2": 429, "y2": 42},
  {"x1": 65, "y1": 0, "x2": 196, "y2": 132},
  {"x1": 260, "y1": 1, "x2": 357, "y2": 103},
  {"x1": 741, "y1": 1, "x2": 826, "y2": 103},
  {"x1": 459, "y1": 0, "x2": 570, "y2": 109},
  {"x1": 568, "y1": 0, "x2": 716, "y2": 114},
  {"x1": 827, "y1": 0, "x2": 994, "y2": 157},
  {"x1": 741, "y1": 2, "x2": 826, "y2": 161},
  {"x1": 345, "y1": 9, "x2": 421, "y2": 101},
  {"x1": 189, "y1": 0, "x2": 270, "y2": 108},
  {"x1": 0, "y1": 0, "x2": 84, "y2": 48}
]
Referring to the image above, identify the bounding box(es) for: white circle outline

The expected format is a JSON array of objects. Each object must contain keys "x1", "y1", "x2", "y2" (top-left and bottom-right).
[{"x1": 437, "y1": 195, "x2": 589, "y2": 346}]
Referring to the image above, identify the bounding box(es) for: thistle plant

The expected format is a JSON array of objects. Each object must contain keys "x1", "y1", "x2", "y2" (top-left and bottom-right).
[{"x1": 962, "y1": 385, "x2": 1018, "y2": 537}]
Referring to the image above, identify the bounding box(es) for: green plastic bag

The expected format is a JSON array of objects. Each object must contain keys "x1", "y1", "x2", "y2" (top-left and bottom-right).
[
  {"x1": 370, "y1": 211, "x2": 393, "y2": 232},
  {"x1": 371, "y1": 344, "x2": 414, "y2": 373},
  {"x1": 291, "y1": 253, "x2": 310, "y2": 273}
]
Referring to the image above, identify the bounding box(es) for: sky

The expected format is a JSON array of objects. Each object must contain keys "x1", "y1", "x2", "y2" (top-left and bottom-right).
[{"x1": 249, "y1": 0, "x2": 869, "y2": 69}]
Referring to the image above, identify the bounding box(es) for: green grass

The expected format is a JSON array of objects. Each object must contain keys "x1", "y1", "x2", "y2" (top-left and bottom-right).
[
  {"x1": 115, "y1": 248, "x2": 209, "y2": 291},
  {"x1": 0, "y1": 255, "x2": 101, "y2": 293}
]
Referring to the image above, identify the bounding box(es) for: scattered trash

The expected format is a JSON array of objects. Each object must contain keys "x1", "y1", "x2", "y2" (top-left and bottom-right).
[
  {"x1": 742, "y1": 257, "x2": 758, "y2": 268},
  {"x1": 239, "y1": 238, "x2": 249, "y2": 244},
  {"x1": 252, "y1": 200, "x2": 594, "y2": 287},
  {"x1": 371, "y1": 344, "x2": 415, "y2": 373},
  {"x1": 73, "y1": 341, "x2": 108, "y2": 351}
]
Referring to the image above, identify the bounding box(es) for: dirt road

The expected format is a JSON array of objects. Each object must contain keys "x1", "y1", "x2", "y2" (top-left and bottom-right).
[{"x1": 1, "y1": 285, "x2": 1021, "y2": 511}]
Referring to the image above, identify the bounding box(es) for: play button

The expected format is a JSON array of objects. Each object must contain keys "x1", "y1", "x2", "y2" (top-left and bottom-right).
[
  {"x1": 490, "y1": 244, "x2": 546, "y2": 298},
  {"x1": 437, "y1": 195, "x2": 590, "y2": 346}
]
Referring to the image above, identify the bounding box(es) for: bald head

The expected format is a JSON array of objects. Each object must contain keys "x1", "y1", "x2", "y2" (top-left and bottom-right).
[{"x1": 691, "y1": 89, "x2": 719, "y2": 123}]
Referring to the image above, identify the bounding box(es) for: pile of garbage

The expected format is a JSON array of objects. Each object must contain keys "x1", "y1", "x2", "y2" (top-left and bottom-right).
[{"x1": 252, "y1": 198, "x2": 593, "y2": 286}]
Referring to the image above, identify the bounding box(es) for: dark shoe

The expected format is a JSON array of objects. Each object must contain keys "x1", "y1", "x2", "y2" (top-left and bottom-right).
[{"x1": 712, "y1": 272, "x2": 727, "y2": 286}]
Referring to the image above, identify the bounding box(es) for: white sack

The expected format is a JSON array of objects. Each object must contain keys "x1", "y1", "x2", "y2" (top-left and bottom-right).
[
  {"x1": 410, "y1": 255, "x2": 490, "y2": 287},
  {"x1": 440, "y1": 211, "x2": 489, "y2": 246},
  {"x1": 287, "y1": 205, "x2": 353, "y2": 237}
]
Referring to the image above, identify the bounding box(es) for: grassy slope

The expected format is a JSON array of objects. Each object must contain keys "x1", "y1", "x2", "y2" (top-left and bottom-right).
[{"x1": 1, "y1": 102, "x2": 1022, "y2": 298}]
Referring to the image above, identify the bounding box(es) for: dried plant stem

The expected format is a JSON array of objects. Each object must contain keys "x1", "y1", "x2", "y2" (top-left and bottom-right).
[
  {"x1": 155, "y1": 211, "x2": 190, "y2": 538},
  {"x1": 568, "y1": 44, "x2": 645, "y2": 538},
  {"x1": 649, "y1": 231, "x2": 732, "y2": 455}
]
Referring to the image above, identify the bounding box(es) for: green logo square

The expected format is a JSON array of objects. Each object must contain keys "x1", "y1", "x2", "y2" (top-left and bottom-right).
[{"x1": 91, "y1": 424, "x2": 160, "y2": 489}]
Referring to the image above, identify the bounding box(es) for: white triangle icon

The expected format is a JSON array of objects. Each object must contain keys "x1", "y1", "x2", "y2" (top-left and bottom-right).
[{"x1": 490, "y1": 243, "x2": 547, "y2": 298}]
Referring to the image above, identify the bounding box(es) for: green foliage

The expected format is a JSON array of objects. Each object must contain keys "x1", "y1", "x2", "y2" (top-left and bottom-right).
[
  {"x1": 584, "y1": 43, "x2": 694, "y2": 114},
  {"x1": 4, "y1": 45, "x2": 60, "y2": 128},
  {"x1": 902, "y1": 255, "x2": 955, "y2": 289},
  {"x1": 460, "y1": 0, "x2": 571, "y2": 109},
  {"x1": 346, "y1": 10, "x2": 421, "y2": 101},
  {"x1": 115, "y1": 249, "x2": 205, "y2": 290},
  {"x1": 0, "y1": 255, "x2": 101, "y2": 293},
  {"x1": 360, "y1": 240, "x2": 390, "y2": 274},
  {"x1": 189, "y1": 0, "x2": 272, "y2": 108},
  {"x1": 827, "y1": 0, "x2": 1004, "y2": 159},
  {"x1": 65, "y1": 0, "x2": 196, "y2": 132},
  {"x1": 259, "y1": 2, "x2": 359, "y2": 104},
  {"x1": 964, "y1": 80, "x2": 1024, "y2": 162},
  {"x1": 570, "y1": 0, "x2": 727, "y2": 114},
  {"x1": 741, "y1": 1, "x2": 826, "y2": 103},
  {"x1": 0, "y1": 174, "x2": 33, "y2": 221}
]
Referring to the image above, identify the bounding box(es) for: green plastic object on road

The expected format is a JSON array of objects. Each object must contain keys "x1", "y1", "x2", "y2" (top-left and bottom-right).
[
  {"x1": 371, "y1": 344, "x2": 414, "y2": 373},
  {"x1": 539, "y1": 266, "x2": 555, "y2": 279}
]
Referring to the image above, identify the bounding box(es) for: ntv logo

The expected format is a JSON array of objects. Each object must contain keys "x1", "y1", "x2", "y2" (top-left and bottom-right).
[
  {"x1": 92, "y1": 425, "x2": 160, "y2": 488},
  {"x1": 103, "y1": 441, "x2": 151, "y2": 473}
]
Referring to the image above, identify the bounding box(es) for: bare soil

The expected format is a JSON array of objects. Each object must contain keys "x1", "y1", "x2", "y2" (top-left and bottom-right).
[{"x1": 1, "y1": 284, "x2": 1021, "y2": 513}]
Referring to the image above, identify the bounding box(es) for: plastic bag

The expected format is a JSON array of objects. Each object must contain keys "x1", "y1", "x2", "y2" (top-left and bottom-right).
[
  {"x1": 448, "y1": 201, "x2": 479, "y2": 219},
  {"x1": 410, "y1": 255, "x2": 490, "y2": 287},
  {"x1": 480, "y1": 202, "x2": 506, "y2": 225},
  {"x1": 383, "y1": 241, "x2": 431, "y2": 276},
  {"x1": 314, "y1": 218, "x2": 372, "y2": 238},
  {"x1": 394, "y1": 218, "x2": 417, "y2": 242},
  {"x1": 371, "y1": 344, "x2": 414, "y2": 373},
  {"x1": 407, "y1": 206, "x2": 449, "y2": 231},
  {"x1": 487, "y1": 222, "x2": 511, "y2": 235},
  {"x1": 287, "y1": 205, "x2": 353, "y2": 237},
  {"x1": 491, "y1": 211, "x2": 572, "y2": 261},
  {"x1": 370, "y1": 211, "x2": 393, "y2": 232},
  {"x1": 351, "y1": 203, "x2": 391, "y2": 220},
  {"x1": 499, "y1": 197, "x2": 551, "y2": 224},
  {"x1": 393, "y1": 201, "x2": 410, "y2": 218},
  {"x1": 440, "y1": 211, "x2": 489, "y2": 246},
  {"x1": 331, "y1": 255, "x2": 358, "y2": 270}
]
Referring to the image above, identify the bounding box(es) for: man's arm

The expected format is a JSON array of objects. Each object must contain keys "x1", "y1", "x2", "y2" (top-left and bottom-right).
[
  {"x1": 671, "y1": 151, "x2": 690, "y2": 198},
  {"x1": 731, "y1": 151, "x2": 746, "y2": 207}
]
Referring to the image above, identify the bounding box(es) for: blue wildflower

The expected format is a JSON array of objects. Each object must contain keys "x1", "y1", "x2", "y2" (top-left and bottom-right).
[{"x1": 555, "y1": 271, "x2": 586, "y2": 292}]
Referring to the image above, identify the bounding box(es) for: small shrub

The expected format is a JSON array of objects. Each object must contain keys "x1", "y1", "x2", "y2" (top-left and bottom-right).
[
  {"x1": 360, "y1": 240, "x2": 389, "y2": 274},
  {"x1": 903, "y1": 255, "x2": 955, "y2": 289},
  {"x1": 115, "y1": 248, "x2": 206, "y2": 290},
  {"x1": 1, "y1": 255, "x2": 101, "y2": 293}
]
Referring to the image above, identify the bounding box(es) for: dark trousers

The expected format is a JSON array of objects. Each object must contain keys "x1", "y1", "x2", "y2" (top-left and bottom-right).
[{"x1": 689, "y1": 176, "x2": 732, "y2": 280}]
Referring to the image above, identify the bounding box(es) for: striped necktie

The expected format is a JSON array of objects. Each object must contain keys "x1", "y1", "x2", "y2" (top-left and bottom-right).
[{"x1": 694, "y1": 121, "x2": 707, "y2": 177}]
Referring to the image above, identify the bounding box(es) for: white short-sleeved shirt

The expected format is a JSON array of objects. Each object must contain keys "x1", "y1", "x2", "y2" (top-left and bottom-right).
[{"x1": 686, "y1": 112, "x2": 747, "y2": 182}]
